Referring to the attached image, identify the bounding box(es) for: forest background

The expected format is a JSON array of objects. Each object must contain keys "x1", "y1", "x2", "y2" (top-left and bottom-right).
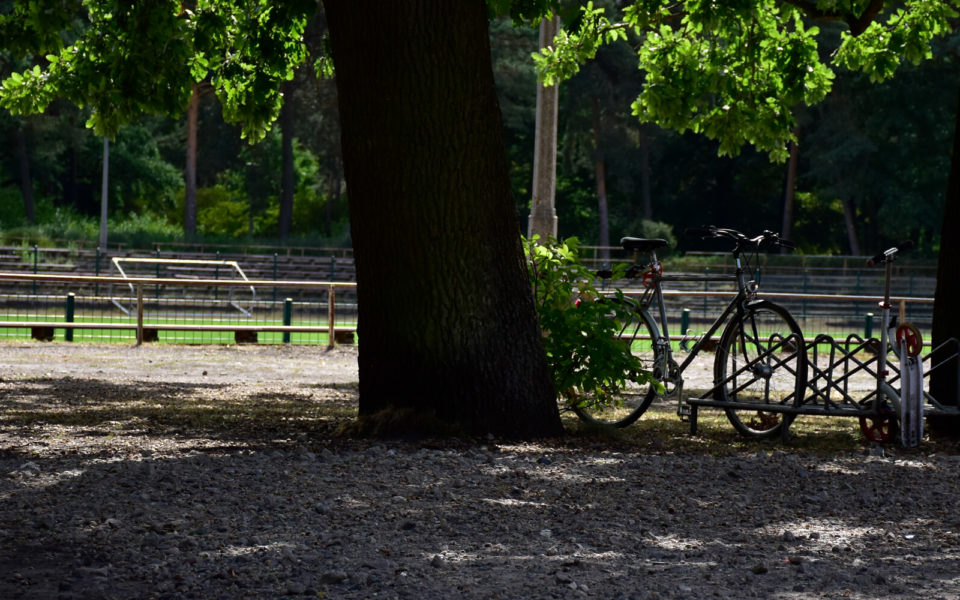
[{"x1": 2, "y1": 4, "x2": 956, "y2": 257}]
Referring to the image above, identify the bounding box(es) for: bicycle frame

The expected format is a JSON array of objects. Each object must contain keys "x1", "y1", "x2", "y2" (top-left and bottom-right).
[{"x1": 638, "y1": 247, "x2": 759, "y2": 395}]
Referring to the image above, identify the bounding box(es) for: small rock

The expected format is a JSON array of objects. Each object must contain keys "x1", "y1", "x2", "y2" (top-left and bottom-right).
[
  {"x1": 285, "y1": 581, "x2": 306, "y2": 595},
  {"x1": 319, "y1": 571, "x2": 348, "y2": 584},
  {"x1": 429, "y1": 555, "x2": 446, "y2": 569},
  {"x1": 751, "y1": 563, "x2": 768, "y2": 575}
]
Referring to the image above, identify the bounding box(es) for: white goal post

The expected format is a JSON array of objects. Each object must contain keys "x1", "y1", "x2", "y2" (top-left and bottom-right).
[{"x1": 110, "y1": 257, "x2": 257, "y2": 317}]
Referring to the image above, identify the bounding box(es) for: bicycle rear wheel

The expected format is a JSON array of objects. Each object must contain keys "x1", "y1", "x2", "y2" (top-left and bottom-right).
[
  {"x1": 714, "y1": 301, "x2": 806, "y2": 438},
  {"x1": 572, "y1": 299, "x2": 662, "y2": 428}
]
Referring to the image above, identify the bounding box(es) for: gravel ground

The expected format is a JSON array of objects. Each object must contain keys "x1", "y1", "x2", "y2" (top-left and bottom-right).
[{"x1": 2, "y1": 342, "x2": 960, "y2": 600}]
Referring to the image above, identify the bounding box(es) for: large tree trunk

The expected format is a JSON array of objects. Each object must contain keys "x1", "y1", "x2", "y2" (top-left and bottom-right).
[
  {"x1": 323, "y1": 0, "x2": 562, "y2": 438},
  {"x1": 184, "y1": 83, "x2": 200, "y2": 237},
  {"x1": 930, "y1": 86, "x2": 960, "y2": 420},
  {"x1": 15, "y1": 122, "x2": 35, "y2": 224},
  {"x1": 279, "y1": 81, "x2": 295, "y2": 239}
]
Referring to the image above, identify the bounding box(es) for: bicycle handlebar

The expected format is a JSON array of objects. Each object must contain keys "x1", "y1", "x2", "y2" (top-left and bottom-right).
[
  {"x1": 684, "y1": 226, "x2": 794, "y2": 251},
  {"x1": 867, "y1": 240, "x2": 914, "y2": 266}
]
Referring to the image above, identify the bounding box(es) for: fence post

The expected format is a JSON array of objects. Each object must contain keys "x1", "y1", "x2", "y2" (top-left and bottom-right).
[
  {"x1": 283, "y1": 297, "x2": 292, "y2": 344},
  {"x1": 681, "y1": 307, "x2": 690, "y2": 337},
  {"x1": 327, "y1": 285, "x2": 336, "y2": 349},
  {"x1": 864, "y1": 312, "x2": 874, "y2": 339},
  {"x1": 136, "y1": 283, "x2": 144, "y2": 346},
  {"x1": 65, "y1": 293, "x2": 75, "y2": 342}
]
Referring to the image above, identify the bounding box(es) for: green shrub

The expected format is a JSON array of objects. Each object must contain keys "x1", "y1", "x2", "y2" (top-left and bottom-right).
[{"x1": 524, "y1": 235, "x2": 656, "y2": 409}]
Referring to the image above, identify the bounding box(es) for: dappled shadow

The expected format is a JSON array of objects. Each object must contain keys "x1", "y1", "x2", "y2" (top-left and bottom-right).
[
  {"x1": 0, "y1": 374, "x2": 358, "y2": 447},
  {"x1": 1, "y1": 438, "x2": 958, "y2": 599}
]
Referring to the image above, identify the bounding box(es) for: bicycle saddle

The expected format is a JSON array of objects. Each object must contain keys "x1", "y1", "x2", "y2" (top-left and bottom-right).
[{"x1": 620, "y1": 237, "x2": 668, "y2": 253}]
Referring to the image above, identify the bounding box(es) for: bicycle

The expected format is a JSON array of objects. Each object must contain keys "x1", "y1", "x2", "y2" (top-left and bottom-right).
[{"x1": 573, "y1": 226, "x2": 808, "y2": 438}]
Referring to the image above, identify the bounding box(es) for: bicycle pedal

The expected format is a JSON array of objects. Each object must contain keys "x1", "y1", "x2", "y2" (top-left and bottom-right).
[{"x1": 676, "y1": 403, "x2": 692, "y2": 421}]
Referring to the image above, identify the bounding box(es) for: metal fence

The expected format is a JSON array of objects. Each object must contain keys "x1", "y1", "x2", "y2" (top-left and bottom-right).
[
  {"x1": 0, "y1": 273, "x2": 357, "y2": 346},
  {"x1": 0, "y1": 270, "x2": 935, "y2": 348}
]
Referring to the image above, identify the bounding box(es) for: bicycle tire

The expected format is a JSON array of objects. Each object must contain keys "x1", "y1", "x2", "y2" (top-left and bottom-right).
[
  {"x1": 714, "y1": 300, "x2": 807, "y2": 438},
  {"x1": 572, "y1": 298, "x2": 662, "y2": 428}
]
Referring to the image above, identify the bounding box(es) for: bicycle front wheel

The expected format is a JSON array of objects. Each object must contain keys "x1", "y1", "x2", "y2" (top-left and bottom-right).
[
  {"x1": 714, "y1": 301, "x2": 806, "y2": 438},
  {"x1": 573, "y1": 300, "x2": 662, "y2": 428}
]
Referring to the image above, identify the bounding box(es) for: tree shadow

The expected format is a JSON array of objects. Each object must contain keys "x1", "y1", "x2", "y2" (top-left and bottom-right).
[
  {"x1": 0, "y1": 375, "x2": 359, "y2": 449},
  {"x1": 1, "y1": 439, "x2": 958, "y2": 599}
]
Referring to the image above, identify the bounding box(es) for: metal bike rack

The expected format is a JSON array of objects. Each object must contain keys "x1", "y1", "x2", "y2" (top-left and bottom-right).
[{"x1": 686, "y1": 334, "x2": 960, "y2": 441}]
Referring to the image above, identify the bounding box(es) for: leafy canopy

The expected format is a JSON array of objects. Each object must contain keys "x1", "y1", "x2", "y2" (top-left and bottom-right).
[
  {"x1": 0, "y1": 0, "x2": 315, "y2": 142},
  {"x1": 534, "y1": 0, "x2": 960, "y2": 161}
]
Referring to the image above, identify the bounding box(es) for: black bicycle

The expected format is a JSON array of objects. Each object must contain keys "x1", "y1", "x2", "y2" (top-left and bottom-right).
[{"x1": 573, "y1": 226, "x2": 808, "y2": 438}]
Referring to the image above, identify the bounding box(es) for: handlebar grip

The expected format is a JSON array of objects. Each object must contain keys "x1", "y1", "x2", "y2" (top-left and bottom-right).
[
  {"x1": 778, "y1": 238, "x2": 795, "y2": 250},
  {"x1": 867, "y1": 240, "x2": 914, "y2": 267}
]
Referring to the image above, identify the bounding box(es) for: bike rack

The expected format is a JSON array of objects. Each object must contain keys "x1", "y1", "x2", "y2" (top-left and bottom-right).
[{"x1": 686, "y1": 334, "x2": 960, "y2": 439}]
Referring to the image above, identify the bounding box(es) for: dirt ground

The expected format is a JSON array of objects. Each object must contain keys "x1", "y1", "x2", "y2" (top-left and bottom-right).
[{"x1": 2, "y1": 341, "x2": 959, "y2": 599}]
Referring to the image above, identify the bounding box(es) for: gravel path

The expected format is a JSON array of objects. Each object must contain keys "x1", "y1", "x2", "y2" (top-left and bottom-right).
[{"x1": 2, "y1": 342, "x2": 959, "y2": 599}]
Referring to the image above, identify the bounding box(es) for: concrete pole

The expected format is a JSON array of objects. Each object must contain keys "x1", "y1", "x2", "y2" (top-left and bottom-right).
[{"x1": 527, "y1": 16, "x2": 560, "y2": 240}]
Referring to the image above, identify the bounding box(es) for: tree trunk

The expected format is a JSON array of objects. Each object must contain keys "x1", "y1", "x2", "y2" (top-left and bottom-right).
[
  {"x1": 279, "y1": 81, "x2": 295, "y2": 239},
  {"x1": 323, "y1": 0, "x2": 562, "y2": 438},
  {"x1": 15, "y1": 122, "x2": 35, "y2": 224},
  {"x1": 184, "y1": 83, "x2": 199, "y2": 237},
  {"x1": 930, "y1": 86, "x2": 960, "y2": 418},
  {"x1": 325, "y1": 160, "x2": 341, "y2": 238},
  {"x1": 638, "y1": 125, "x2": 652, "y2": 221},
  {"x1": 781, "y1": 138, "x2": 799, "y2": 251},
  {"x1": 527, "y1": 15, "x2": 560, "y2": 239},
  {"x1": 592, "y1": 96, "x2": 610, "y2": 265},
  {"x1": 841, "y1": 196, "x2": 860, "y2": 255}
]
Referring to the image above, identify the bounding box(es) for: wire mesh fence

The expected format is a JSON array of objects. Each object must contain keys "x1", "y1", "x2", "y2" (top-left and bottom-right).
[{"x1": 0, "y1": 274, "x2": 356, "y2": 346}]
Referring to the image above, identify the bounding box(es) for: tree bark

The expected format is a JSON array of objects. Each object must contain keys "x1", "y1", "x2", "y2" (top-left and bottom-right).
[
  {"x1": 15, "y1": 122, "x2": 35, "y2": 224},
  {"x1": 930, "y1": 86, "x2": 960, "y2": 416},
  {"x1": 184, "y1": 83, "x2": 200, "y2": 237},
  {"x1": 279, "y1": 81, "x2": 295, "y2": 239},
  {"x1": 323, "y1": 0, "x2": 562, "y2": 438}
]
